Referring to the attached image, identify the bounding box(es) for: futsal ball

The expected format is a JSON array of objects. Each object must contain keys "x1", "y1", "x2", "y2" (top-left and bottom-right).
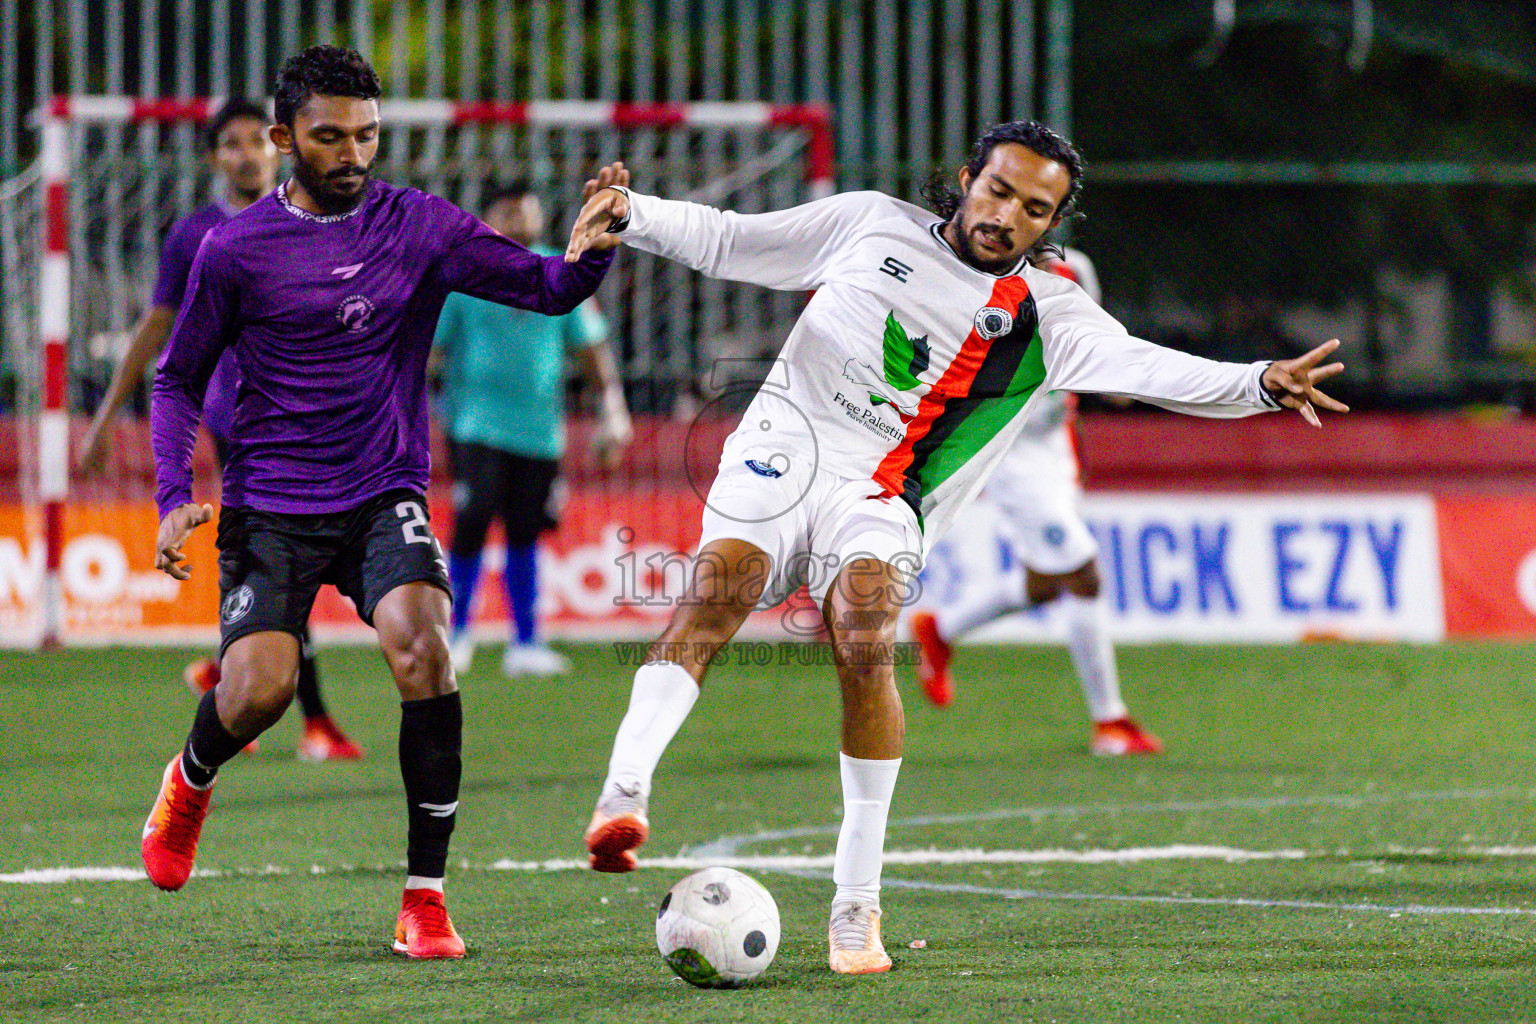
[{"x1": 655, "y1": 867, "x2": 781, "y2": 988}]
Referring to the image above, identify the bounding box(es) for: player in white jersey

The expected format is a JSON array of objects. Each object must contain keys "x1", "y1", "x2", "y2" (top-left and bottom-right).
[
  {"x1": 910, "y1": 248, "x2": 1163, "y2": 756},
  {"x1": 564, "y1": 121, "x2": 1346, "y2": 975}
]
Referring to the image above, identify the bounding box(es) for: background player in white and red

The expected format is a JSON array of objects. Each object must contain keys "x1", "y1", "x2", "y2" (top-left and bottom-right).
[
  {"x1": 138, "y1": 47, "x2": 617, "y2": 959},
  {"x1": 74, "y1": 98, "x2": 362, "y2": 764},
  {"x1": 909, "y1": 247, "x2": 1163, "y2": 757},
  {"x1": 564, "y1": 121, "x2": 1347, "y2": 974}
]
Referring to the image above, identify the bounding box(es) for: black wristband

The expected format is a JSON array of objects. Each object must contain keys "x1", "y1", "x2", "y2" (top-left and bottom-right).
[
  {"x1": 1258, "y1": 362, "x2": 1284, "y2": 409},
  {"x1": 605, "y1": 186, "x2": 632, "y2": 232}
]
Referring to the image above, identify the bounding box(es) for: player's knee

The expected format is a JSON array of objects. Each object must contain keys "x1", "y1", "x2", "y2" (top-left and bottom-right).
[
  {"x1": 670, "y1": 599, "x2": 746, "y2": 646},
  {"x1": 1063, "y1": 561, "x2": 1100, "y2": 598},
  {"x1": 219, "y1": 645, "x2": 298, "y2": 725},
  {"x1": 384, "y1": 628, "x2": 454, "y2": 698},
  {"x1": 833, "y1": 647, "x2": 898, "y2": 699}
]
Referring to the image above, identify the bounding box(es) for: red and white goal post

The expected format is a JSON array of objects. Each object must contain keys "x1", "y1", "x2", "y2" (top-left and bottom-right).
[{"x1": 15, "y1": 96, "x2": 833, "y2": 649}]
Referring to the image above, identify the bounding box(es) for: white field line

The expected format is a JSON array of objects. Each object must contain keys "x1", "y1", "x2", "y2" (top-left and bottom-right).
[
  {"x1": 687, "y1": 786, "x2": 1536, "y2": 857},
  {"x1": 869, "y1": 876, "x2": 1536, "y2": 917},
  {"x1": 9, "y1": 842, "x2": 1536, "y2": 884}
]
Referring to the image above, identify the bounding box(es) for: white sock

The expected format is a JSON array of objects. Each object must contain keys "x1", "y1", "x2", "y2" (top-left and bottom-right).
[
  {"x1": 936, "y1": 591, "x2": 1028, "y2": 641},
  {"x1": 602, "y1": 661, "x2": 700, "y2": 801},
  {"x1": 404, "y1": 875, "x2": 444, "y2": 892},
  {"x1": 1061, "y1": 593, "x2": 1127, "y2": 722},
  {"x1": 832, "y1": 753, "x2": 902, "y2": 906}
]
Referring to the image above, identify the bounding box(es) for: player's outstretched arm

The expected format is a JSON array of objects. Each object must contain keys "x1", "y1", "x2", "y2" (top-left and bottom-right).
[
  {"x1": 1039, "y1": 288, "x2": 1347, "y2": 424},
  {"x1": 1259, "y1": 339, "x2": 1348, "y2": 428},
  {"x1": 77, "y1": 307, "x2": 177, "y2": 473},
  {"x1": 152, "y1": 235, "x2": 239, "y2": 528},
  {"x1": 155, "y1": 502, "x2": 213, "y2": 580},
  {"x1": 434, "y1": 166, "x2": 626, "y2": 317},
  {"x1": 568, "y1": 183, "x2": 883, "y2": 292}
]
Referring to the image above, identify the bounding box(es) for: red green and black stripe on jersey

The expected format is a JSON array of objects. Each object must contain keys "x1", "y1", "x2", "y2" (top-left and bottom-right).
[{"x1": 872, "y1": 275, "x2": 1046, "y2": 526}]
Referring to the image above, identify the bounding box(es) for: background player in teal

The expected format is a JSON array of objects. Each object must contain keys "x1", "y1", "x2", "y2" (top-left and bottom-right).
[
  {"x1": 74, "y1": 96, "x2": 361, "y2": 763},
  {"x1": 434, "y1": 184, "x2": 633, "y2": 678}
]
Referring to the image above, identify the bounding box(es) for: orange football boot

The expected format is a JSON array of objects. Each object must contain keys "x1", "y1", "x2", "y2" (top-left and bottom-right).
[
  {"x1": 140, "y1": 755, "x2": 214, "y2": 891},
  {"x1": 297, "y1": 716, "x2": 364, "y2": 762},
  {"x1": 584, "y1": 785, "x2": 648, "y2": 873},
  {"x1": 828, "y1": 901, "x2": 891, "y2": 974}
]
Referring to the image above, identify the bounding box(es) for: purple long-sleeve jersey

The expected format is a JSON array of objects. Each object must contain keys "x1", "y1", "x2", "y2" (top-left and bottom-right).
[
  {"x1": 152, "y1": 201, "x2": 241, "y2": 443},
  {"x1": 152, "y1": 179, "x2": 614, "y2": 518}
]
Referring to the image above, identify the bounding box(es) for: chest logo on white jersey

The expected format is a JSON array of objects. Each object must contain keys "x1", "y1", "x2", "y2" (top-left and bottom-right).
[
  {"x1": 974, "y1": 306, "x2": 1014, "y2": 340},
  {"x1": 336, "y1": 293, "x2": 375, "y2": 332},
  {"x1": 330, "y1": 262, "x2": 365, "y2": 280}
]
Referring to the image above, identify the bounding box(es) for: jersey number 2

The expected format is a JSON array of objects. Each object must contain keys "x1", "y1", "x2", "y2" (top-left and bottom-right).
[{"x1": 395, "y1": 502, "x2": 432, "y2": 545}]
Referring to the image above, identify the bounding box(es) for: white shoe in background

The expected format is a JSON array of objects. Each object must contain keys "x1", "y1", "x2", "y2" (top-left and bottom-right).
[
  {"x1": 501, "y1": 643, "x2": 571, "y2": 678},
  {"x1": 449, "y1": 633, "x2": 475, "y2": 676}
]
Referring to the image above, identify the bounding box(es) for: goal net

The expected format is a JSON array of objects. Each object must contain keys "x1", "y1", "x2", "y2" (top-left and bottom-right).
[{"x1": 0, "y1": 97, "x2": 832, "y2": 648}]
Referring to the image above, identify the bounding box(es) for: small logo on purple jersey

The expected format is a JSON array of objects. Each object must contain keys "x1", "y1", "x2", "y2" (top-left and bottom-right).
[
  {"x1": 336, "y1": 294, "x2": 375, "y2": 332},
  {"x1": 330, "y1": 262, "x2": 365, "y2": 280}
]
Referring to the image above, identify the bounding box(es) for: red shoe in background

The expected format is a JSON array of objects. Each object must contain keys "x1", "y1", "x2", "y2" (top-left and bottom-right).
[
  {"x1": 1091, "y1": 717, "x2": 1164, "y2": 756},
  {"x1": 910, "y1": 611, "x2": 954, "y2": 708},
  {"x1": 298, "y1": 716, "x2": 364, "y2": 762}
]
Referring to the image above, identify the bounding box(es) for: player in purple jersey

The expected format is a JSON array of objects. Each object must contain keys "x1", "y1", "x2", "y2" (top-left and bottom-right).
[
  {"x1": 78, "y1": 98, "x2": 364, "y2": 765},
  {"x1": 139, "y1": 46, "x2": 619, "y2": 959}
]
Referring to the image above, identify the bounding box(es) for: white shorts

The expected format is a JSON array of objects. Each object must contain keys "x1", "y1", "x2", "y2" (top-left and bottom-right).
[
  {"x1": 697, "y1": 456, "x2": 924, "y2": 611},
  {"x1": 983, "y1": 425, "x2": 1098, "y2": 576}
]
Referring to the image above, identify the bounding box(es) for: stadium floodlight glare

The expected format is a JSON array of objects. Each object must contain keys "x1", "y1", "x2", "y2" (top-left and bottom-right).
[{"x1": 20, "y1": 96, "x2": 833, "y2": 649}]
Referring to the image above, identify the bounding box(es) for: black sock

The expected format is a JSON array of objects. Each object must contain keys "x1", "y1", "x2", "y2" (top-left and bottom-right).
[
  {"x1": 294, "y1": 626, "x2": 328, "y2": 721},
  {"x1": 181, "y1": 688, "x2": 248, "y2": 787},
  {"x1": 399, "y1": 692, "x2": 463, "y2": 878}
]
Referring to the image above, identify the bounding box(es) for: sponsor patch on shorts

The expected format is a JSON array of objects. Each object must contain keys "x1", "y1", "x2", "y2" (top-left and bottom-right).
[{"x1": 221, "y1": 584, "x2": 254, "y2": 624}]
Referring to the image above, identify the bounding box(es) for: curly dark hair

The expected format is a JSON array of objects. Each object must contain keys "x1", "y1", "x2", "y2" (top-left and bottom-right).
[
  {"x1": 204, "y1": 97, "x2": 269, "y2": 152},
  {"x1": 273, "y1": 45, "x2": 382, "y2": 127},
  {"x1": 920, "y1": 120, "x2": 1086, "y2": 224}
]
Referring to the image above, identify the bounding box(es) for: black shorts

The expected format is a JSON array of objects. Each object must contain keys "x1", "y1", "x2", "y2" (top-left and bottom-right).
[
  {"x1": 447, "y1": 439, "x2": 564, "y2": 552},
  {"x1": 215, "y1": 488, "x2": 451, "y2": 656}
]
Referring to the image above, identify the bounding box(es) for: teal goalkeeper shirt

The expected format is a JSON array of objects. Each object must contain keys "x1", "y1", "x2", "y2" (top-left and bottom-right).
[{"x1": 433, "y1": 245, "x2": 609, "y2": 461}]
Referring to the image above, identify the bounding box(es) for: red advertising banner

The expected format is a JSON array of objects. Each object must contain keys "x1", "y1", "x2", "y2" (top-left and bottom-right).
[
  {"x1": 1435, "y1": 494, "x2": 1536, "y2": 639},
  {"x1": 7, "y1": 487, "x2": 1536, "y2": 645}
]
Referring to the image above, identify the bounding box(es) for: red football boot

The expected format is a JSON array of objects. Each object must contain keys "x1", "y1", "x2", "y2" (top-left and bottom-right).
[
  {"x1": 910, "y1": 611, "x2": 954, "y2": 707},
  {"x1": 393, "y1": 888, "x2": 466, "y2": 959},
  {"x1": 140, "y1": 755, "x2": 214, "y2": 891},
  {"x1": 584, "y1": 785, "x2": 648, "y2": 873},
  {"x1": 182, "y1": 658, "x2": 220, "y2": 695}
]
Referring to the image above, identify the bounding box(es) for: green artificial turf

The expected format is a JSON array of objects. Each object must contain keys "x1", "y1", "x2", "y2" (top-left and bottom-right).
[{"x1": 4, "y1": 641, "x2": 1536, "y2": 1023}]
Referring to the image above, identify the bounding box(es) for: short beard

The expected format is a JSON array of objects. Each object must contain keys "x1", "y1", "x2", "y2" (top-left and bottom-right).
[
  {"x1": 947, "y1": 212, "x2": 1019, "y2": 275},
  {"x1": 291, "y1": 151, "x2": 370, "y2": 216}
]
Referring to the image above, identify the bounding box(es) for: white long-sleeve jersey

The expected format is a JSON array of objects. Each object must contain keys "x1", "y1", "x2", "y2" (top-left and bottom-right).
[{"x1": 614, "y1": 188, "x2": 1281, "y2": 548}]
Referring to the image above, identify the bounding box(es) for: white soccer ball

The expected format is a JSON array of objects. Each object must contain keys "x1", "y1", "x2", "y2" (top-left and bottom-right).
[{"x1": 655, "y1": 867, "x2": 781, "y2": 988}]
